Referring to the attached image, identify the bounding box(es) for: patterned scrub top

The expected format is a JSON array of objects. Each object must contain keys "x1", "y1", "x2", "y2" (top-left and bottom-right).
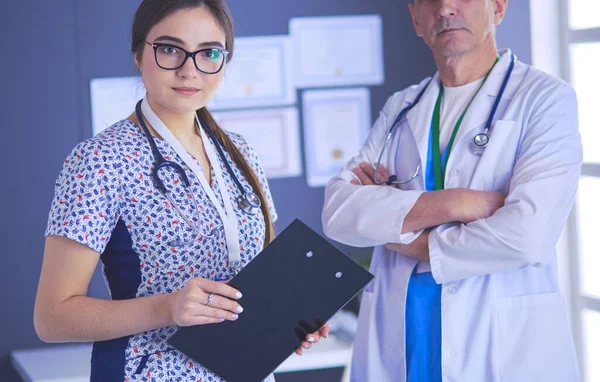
[{"x1": 46, "y1": 119, "x2": 278, "y2": 382}]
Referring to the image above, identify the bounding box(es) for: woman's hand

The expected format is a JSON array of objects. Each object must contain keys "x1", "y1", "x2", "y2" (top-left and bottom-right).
[
  {"x1": 169, "y1": 278, "x2": 244, "y2": 326},
  {"x1": 295, "y1": 323, "x2": 331, "y2": 356}
]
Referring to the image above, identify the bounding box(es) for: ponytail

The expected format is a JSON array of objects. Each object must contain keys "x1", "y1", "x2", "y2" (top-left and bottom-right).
[{"x1": 197, "y1": 108, "x2": 275, "y2": 246}]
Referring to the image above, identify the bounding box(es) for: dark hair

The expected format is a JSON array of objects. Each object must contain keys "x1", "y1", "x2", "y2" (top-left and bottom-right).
[{"x1": 131, "y1": 0, "x2": 275, "y2": 245}]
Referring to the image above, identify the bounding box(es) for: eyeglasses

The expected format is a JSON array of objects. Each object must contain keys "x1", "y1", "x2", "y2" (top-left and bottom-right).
[{"x1": 145, "y1": 41, "x2": 229, "y2": 74}]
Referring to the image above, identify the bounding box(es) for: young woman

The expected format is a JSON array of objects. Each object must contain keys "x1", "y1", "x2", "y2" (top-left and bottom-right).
[{"x1": 34, "y1": 1, "x2": 328, "y2": 380}]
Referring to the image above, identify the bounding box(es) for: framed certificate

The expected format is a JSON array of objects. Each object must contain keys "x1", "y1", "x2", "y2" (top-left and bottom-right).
[
  {"x1": 209, "y1": 35, "x2": 296, "y2": 110},
  {"x1": 290, "y1": 15, "x2": 385, "y2": 88},
  {"x1": 302, "y1": 88, "x2": 372, "y2": 187},
  {"x1": 212, "y1": 107, "x2": 302, "y2": 179}
]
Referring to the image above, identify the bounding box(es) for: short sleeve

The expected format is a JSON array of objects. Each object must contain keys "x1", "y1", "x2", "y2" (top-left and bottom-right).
[
  {"x1": 227, "y1": 132, "x2": 278, "y2": 222},
  {"x1": 45, "y1": 139, "x2": 121, "y2": 253}
]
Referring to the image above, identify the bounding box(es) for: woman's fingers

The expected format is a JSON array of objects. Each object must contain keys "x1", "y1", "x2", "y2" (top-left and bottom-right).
[
  {"x1": 295, "y1": 325, "x2": 331, "y2": 355},
  {"x1": 191, "y1": 279, "x2": 244, "y2": 316},
  {"x1": 306, "y1": 331, "x2": 321, "y2": 344},
  {"x1": 172, "y1": 278, "x2": 246, "y2": 327},
  {"x1": 195, "y1": 278, "x2": 243, "y2": 300},
  {"x1": 178, "y1": 315, "x2": 225, "y2": 327},
  {"x1": 198, "y1": 291, "x2": 244, "y2": 317}
]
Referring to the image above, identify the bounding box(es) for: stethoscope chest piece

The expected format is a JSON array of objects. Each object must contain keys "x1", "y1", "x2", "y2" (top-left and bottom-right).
[
  {"x1": 470, "y1": 133, "x2": 489, "y2": 155},
  {"x1": 237, "y1": 191, "x2": 261, "y2": 215}
]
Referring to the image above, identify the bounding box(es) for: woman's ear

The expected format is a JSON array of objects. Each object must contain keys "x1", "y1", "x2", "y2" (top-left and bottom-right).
[{"x1": 134, "y1": 54, "x2": 142, "y2": 71}]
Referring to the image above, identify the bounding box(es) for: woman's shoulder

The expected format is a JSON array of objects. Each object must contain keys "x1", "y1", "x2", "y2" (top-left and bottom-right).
[
  {"x1": 71, "y1": 120, "x2": 138, "y2": 157},
  {"x1": 225, "y1": 130, "x2": 249, "y2": 149},
  {"x1": 63, "y1": 119, "x2": 139, "y2": 172},
  {"x1": 225, "y1": 130, "x2": 258, "y2": 161}
]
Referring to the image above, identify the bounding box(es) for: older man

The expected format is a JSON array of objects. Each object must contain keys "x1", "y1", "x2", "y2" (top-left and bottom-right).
[{"x1": 322, "y1": 1, "x2": 581, "y2": 381}]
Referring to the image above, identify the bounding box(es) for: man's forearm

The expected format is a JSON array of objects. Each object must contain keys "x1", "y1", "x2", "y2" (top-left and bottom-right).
[
  {"x1": 401, "y1": 188, "x2": 505, "y2": 235},
  {"x1": 385, "y1": 231, "x2": 430, "y2": 260},
  {"x1": 401, "y1": 189, "x2": 464, "y2": 234}
]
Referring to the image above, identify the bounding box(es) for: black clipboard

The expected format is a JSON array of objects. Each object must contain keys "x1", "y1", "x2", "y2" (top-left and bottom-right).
[{"x1": 167, "y1": 219, "x2": 373, "y2": 382}]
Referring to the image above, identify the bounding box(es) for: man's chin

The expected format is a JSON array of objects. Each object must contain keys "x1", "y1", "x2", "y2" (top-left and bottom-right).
[{"x1": 435, "y1": 42, "x2": 473, "y2": 58}]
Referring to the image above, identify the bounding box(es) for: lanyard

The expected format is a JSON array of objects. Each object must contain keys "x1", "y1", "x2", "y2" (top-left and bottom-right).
[
  {"x1": 429, "y1": 57, "x2": 499, "y2": 190},
  {"x1": 141, "y1": 98, "x2": 242, "y2": 267}
]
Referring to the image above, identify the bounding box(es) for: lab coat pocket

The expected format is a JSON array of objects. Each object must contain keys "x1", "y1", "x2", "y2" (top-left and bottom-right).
[
  {"x1": 494, "y1": 292, "x2": 579, "y2": 382},
  {"x1": 469, "y1": 120, "x2": 518, "y2": 192}
]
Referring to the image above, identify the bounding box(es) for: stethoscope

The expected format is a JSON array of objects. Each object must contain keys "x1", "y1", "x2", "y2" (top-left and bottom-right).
[
  {"x1": 135, "y1": 99, "x2": 261, "y2": 251},
  {"x1": 373, "y1": 53, "x2": 516, "y2": 185}
]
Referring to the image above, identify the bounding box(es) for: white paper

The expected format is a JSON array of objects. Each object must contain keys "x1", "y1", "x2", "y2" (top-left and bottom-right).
[
  {"x1": 209, "y1": 35, "x2": 296, "y2": 110},
  {"x1": 90, "y1": 77, "x2": 145, "y2": 136},
  {"x1": 302, "y1": 88, "x2": 371, "y2": 188},
  {"x1": 290, "y1": 15, "x2": 384, "y2": 88},
  {"x1": 211, "y1": 107, "x2": 302, "y2": 179}
]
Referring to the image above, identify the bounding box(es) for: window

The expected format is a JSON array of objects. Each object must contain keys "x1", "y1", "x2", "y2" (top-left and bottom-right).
[
  {"x1": 570, "y1": 43, "x2": 600, "y2": 164},
  {"x1": 569, "y1": 0, "x2": 600, "y2": 30},
  {"x1": 531, "y1": 0, "x2": 600, "y2": 380},
  {"x1": 545, "y1": 1, "x2": 600, "y2": 381},
  {"x1": 577, "y1": 176, "x2": 600, "y2": 299}
]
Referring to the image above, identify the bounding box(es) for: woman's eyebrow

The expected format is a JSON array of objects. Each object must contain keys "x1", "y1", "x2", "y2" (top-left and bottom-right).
[
  {"x1": 153, "y1": 35, "x2": 185, "y2": 45},
  {"x1": 152, "y1": 35, "x2": 224, "y2": 49},
  {"x1": 198, "y1": 41, "x2": 225, "y2": 49}
]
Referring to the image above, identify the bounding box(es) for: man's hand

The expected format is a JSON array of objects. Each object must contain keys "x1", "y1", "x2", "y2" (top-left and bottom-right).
[
  {"x1": 348, "y1": 162, "x2": 507, "y2": 261},
  {"x1": 351, "y1": 162, "x2": 392, "y2": 186}
]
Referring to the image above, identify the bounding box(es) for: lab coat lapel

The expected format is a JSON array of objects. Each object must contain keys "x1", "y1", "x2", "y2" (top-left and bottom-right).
[
  {"x1": 405, "y1": 72, "x2": 442, "y2": 186},
  {"x1": 447, "y1": 50, "x2": 514, "y2": 160}
]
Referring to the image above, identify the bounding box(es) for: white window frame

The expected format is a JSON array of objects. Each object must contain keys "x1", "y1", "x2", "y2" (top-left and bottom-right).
[{"x1": 530, "y1": 1, "x2": 600, "y2": 380}]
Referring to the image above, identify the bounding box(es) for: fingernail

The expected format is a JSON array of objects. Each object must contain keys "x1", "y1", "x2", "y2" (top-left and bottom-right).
[
  {"x1": 303, "y1": 343, "x2": 310, "y2": 349},
  {"x1": 235, "y1": 292, "x2": 242, "y2": 299},
  {"x1": 219, "y1": 318, "x2": 225, "y2": 322},
  {"x1": 237, "y1": 306, "x2": 244, "y2": 313},
  {"x1": 307, "y1": 337, "x2": 315, "y2": 343},
  {"x1": 232, "y1": 313, "x2": 239, "y2": 320}
]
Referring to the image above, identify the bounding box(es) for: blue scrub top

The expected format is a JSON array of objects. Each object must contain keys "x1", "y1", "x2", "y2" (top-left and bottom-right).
[{"x1": 404, "y1": 123, "x2": 443, "y2": 382}]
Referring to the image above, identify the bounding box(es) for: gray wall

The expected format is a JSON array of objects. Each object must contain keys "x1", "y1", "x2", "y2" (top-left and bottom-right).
[{"x1": 0, "y1": 1, "x2": 530, "y2": 379}]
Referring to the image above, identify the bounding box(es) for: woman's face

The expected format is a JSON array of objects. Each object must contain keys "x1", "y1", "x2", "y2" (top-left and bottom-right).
[{"x1": 138, "y1": 6, "x2": 227, "y2": 115}]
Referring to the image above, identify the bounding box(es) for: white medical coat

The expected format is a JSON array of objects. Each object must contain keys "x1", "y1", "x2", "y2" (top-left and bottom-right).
[{"x1": 322, "y1": 50, "x2": 582, "y2": 382}]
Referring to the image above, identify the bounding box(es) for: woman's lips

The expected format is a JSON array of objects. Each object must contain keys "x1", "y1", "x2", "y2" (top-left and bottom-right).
[{"x1": 173, "y1": 87, "x2": 200, "y2": 96}]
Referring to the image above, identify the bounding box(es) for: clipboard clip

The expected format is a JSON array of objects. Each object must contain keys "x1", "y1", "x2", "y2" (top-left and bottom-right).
[{"x1": 230, "y1": 261, "x2": 242, "y2": 277}]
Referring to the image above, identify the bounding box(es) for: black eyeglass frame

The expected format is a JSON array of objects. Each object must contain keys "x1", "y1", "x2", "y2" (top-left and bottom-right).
[{"x1": 145, "y1": 41, "x2": 229, "y2": 74}]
